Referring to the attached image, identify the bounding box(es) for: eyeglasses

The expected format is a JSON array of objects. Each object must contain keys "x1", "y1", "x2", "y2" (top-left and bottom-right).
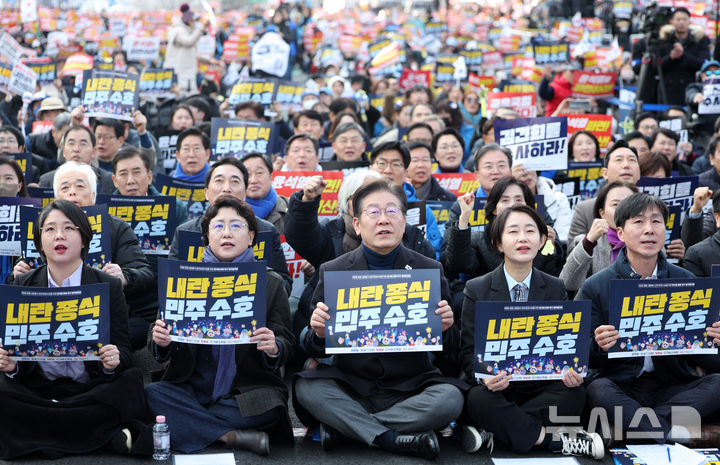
[
  {"x1": 374, "y1": 159, "x2": 404, "y2": 171},
  {"x1": 705, "y1": 69, "x2": 720, "y2": 76},
  {"x1": 0, "y1": 137, "x2": 18, "y2": 145},
  {"x1": 362, "y1": 206, "x2": 401, "y2": 219},
  {"x1": 480, "y1": 162, "x2": 509, "y2": 172},
  {"x1": 41, "y1": 225, "x2": 79, "y2": 236},
  {"x1": 438, "y1": 143, "x2": 462, "y2": 151},
  {"x1": 209, "y1": 221, "x2": 249, "y2": 234},
  {"x1": 65, "y1": 140, "x2": 92, "y2": 149},
  {"x1": 410, "y1": 157, "x2": 432, "y2": 164},
  {"x1": 335, "y1": 137, "x2": 363, "y2": 146},
  {"x1": 465, "y1": 97, "x2": 479, "y2": 103},
  {"x1": 95, "y1": 133, "x2": 116, "y2": 141},
  {"x1": 180, "y1": 145, "x2": 206, "y2": 155}
]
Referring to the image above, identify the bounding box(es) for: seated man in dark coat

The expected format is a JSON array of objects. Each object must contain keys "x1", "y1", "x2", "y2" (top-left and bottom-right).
[
  {"x1": 293, "y1": 180, "x2": 465, "y2": 460},
  {"x1": 579, "y1": 192, "x2": 720, "y2": 444},
  {"x1": 684, "y1": 189, "x2": 720, "y2": 277}
]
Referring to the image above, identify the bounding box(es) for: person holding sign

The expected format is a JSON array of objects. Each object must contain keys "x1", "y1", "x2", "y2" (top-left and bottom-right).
[
  {"x1": 460, "y1": 205, "x2": 602, "y2": 459},
  {"x1": 579, "y1": 193, "x2": 720, "y2": 444},
  {"x1": 567, "y1": 141, "x2": 641, "y2": 253},
  {"x1": 560, "y1": 182, "x2": 638, "y2": 293},
  {"x1": 0, "y1": 200, "x2": 149, "y2": 458},
  {"x1": 294, "y1": 180, "x2": 464, "y2": 460},
  {"x1": 446, "y1": 176, "x2": 564, "y2": 280},
  {"x1": 0, "y1": 156, "x2": 30, "y2": 283},
  {"x1": 146, "y1": 196, "x2": 293, "y2": 455}
]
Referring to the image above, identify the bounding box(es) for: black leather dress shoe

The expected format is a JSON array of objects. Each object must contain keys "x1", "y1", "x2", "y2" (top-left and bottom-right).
[
  {"x1": 225, "y1": 429, "x2": 269, "y2": 456},
  {"x1": 320, "y1": 423, "x2": 342, "y2": 451},
  {"x1": 393, "y1": 431, "x2": 440, "y2": 459}
]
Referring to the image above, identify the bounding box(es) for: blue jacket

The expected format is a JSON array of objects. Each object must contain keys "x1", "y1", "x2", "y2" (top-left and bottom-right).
[
  {"x1": 577, "y1": 248, "x2": 698, "y2": 385},
  {"x1": 403, "y1": 182, "x2": 442, "y2": 255}
]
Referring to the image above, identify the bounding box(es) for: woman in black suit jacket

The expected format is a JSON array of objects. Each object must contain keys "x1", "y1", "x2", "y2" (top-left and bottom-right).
[
  {"x1": 147, "y1": 196, "x2": 293, "y2": 456},
  {"x1": 0, "y1": 200, "x2": 149, "y2": 459},
  {"x1": 459, "y1": 205, "x2": 603, "y2": 460}
]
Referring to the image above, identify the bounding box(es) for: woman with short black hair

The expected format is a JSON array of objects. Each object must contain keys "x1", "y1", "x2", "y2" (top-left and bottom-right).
[
  {"x1": 0, "y1": 200, "x2": 150, "y2": 459},
  {"x1": 147, "y1": 195, "x2": 293, "y2": 456}
]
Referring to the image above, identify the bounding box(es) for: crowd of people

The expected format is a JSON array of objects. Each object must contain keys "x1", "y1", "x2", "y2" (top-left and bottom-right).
[{"x1": 2, "y1": 0, "x2": 720, "y2": 461}]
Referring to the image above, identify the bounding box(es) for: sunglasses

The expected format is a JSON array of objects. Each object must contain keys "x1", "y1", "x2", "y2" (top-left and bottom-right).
[{"x1": 705, "y1": 69, "x2": 720, "y2": 76}]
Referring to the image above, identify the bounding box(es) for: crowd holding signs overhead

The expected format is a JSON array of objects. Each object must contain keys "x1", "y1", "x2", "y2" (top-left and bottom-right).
[{"x1": 6, "y1": 0, "x2": 720, "y2": 462}]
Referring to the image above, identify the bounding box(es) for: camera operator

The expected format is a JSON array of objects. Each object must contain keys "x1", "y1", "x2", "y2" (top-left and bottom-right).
[{"x1": 657, "y1": 7, "x2": 710, "y2": 105}]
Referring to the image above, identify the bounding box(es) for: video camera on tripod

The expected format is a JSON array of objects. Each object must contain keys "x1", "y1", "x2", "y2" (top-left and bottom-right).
[{"x1": 634, "y1": 2, "x2": 674, "y2": 114}]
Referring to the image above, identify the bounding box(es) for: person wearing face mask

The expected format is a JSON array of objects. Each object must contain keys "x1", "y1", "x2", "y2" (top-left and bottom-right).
[
  {"x1": 686, "y1": 60, "x2": 720, "y2": 139},
  {"x1": 0, "y1": 157, "x2": 30, "y2": 283}
]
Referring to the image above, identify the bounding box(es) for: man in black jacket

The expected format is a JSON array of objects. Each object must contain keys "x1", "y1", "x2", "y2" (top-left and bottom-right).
[
  {"x1": 38, "y1": 125, "x2": 115, "y2": 194},
  {"x1": 579, "y1": 192, "x2": 720, "y2": 444},
  {"x1": 284, "y1": 170, "x2": 435, "y2": 360},
  {"x1": 684, "y1": 190, "x2": 720, "y2": 277},
  {"x1": 294, "y1": 181, "x2": 465, "y2": 459}
]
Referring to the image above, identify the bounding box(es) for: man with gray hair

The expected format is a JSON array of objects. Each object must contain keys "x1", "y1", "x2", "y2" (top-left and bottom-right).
[
  {"x1": 331, "y1": 122, "x2": 367, "y2": 163},
  {"x1": 13, "y1": 160, "x2": 154, "y2": 349},
  {"x1": 284, "y1": 170, "x2": 435, "y2": 361}
]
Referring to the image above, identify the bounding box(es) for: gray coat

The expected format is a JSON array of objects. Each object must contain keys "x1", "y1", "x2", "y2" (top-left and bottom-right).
[{"x1": 559, "y1": 234, "x2": 612, "y2": 292}]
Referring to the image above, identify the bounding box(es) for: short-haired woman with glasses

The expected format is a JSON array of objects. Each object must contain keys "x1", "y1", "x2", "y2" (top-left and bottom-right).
[
  {"x1": 147, "y1": 195, "x2": 293, "y2": 456},
  {"x1": 0, "y1": 200, "x2": 150, "y2": 459}
]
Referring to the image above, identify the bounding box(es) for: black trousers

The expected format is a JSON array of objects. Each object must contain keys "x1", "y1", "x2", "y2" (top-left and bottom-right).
[
  {"x1": 464, "y1": 381, "x2": 587, "y2": 453},
  {"x1": 587, "y1": 373, "x2": 720, "y2": 443}
]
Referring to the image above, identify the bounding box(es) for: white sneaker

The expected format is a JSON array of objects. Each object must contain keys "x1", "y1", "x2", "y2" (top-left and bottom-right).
[
  {"x1": 461, "y1": 425, "x2": 494, "y2": 454},
  {"x1": 551, "y1": 428, "x2": 604, "y2": 460}
]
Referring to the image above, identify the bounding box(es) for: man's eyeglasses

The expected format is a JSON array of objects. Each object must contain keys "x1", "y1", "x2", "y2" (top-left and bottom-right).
[{"x1": 705, "y1": 69, "x2": 720, "y2": 77}]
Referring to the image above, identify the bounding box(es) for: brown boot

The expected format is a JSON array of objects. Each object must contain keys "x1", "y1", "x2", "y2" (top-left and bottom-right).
[
  {"x1": 225, "y1": 429, "x2": 270, "y2": 456},
  {"x1": 689, "y1": 425, "x2": 720, "y2": 447}
]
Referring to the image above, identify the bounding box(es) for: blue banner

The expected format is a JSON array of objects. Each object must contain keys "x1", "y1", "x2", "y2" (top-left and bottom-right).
[
  {"x1": 157, "y1": 258, "x2": 267, "y2": 344},
  {"x1": 0, "y1": 282, "x2": 110, "y2": 361},
  {"x1": 81, "y1": 69, "x2": 140, "y2": 121},
  {"x1": 0, "y1": 196, "x2": 41, "y2": 255},
  {"x1": 97, "y1": 194, "x2": 176, "y2": 255},
  {"x1": 608, "y1": 278, "x2": 720, "y2": 358},
  {"x1": 210, "y1": 117, "x2": 274, "y2": 159},
  {"x1": 474, "y1": 300, "x2": 591, "y2": 381},
  {"x1": 323, "y1": 269, "x2": 443, "y2": 354},
  {"x1": 637, "y1": 175, "x2": 698, "y2": 224},
  {"x1": 153, "y1": 173, "x2": 209, "y2": 220}
]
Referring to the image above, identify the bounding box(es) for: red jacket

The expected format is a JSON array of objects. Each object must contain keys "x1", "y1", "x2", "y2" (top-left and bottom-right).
[{"x1": 545, "y1": 73, "x2": 573, "y2": 115}]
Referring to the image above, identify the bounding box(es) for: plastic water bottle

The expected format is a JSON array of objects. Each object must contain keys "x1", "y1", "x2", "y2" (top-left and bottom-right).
[{"x1": 153, "y1": 415, "x2": 170, "y2": 460}]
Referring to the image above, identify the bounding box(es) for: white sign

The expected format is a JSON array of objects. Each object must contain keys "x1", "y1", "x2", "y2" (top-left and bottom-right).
[
  {"x1": 0, "y1": 32, "x2": 25, "y2": 64},
  {"x1": 197, "y1": 35, "x2": 215, "y2": 58},
  {"x1": 20, "y1": 0, "x2": 38, "y2": 23},
  {"x1": 699, "y1": 82, "x2": 720, "y2": 114},
  {"x1": 495, "y1": 117, "x2": 569, "y2": 171},
  {"x1": 126, "y1": 36, "x2": 161, "y2": 61},
  {"x1": 251, "y1": 32, "x2": 289, "y2": 78},
  {"x1": 8, "y1": 62, "x2": 37, "y2": 96}
]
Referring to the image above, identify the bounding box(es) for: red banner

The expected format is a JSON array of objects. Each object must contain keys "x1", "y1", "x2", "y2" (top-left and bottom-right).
[
  {"x1": 468, "y1": 73, "x2": 494, "y2": 90},
  {"x1": 485, "y1": 92, "x2": 537, "y2": 118},
  {"x1": 571, "y1": 71, "x2": 617, "y2": 99},
  {"x1": 561, "y1": 114, "x2": 613, "y2": 149},
  {"x1": 399, "y1": 68, "x2": 431, "y2": 90},
  {"x1": 432, "y1": 173, "x2": 479, "y2": 197},
  {"x1": 272, "y1": 171, "x2": 344, "y2": 217}
]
